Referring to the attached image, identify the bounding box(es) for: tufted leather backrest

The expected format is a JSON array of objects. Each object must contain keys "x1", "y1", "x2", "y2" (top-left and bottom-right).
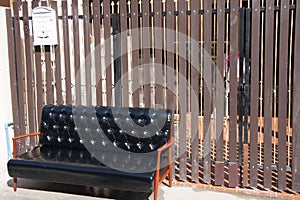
[{"x1": 39, "y1": 105, "x2": 172, "y2": 153}]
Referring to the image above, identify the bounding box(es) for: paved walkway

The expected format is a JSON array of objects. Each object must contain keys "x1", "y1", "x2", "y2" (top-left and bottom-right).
[{"x1": 1, "y1": 161, "x2": 281, "y2": 200}]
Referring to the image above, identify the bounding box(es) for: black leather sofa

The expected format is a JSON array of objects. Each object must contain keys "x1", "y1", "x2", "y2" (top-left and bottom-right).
[{"x1": 7, "y1": 105, "x2": 174, "y2": 200}]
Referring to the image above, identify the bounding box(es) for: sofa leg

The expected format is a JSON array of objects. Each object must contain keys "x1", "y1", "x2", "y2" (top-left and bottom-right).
[
  {"x1": 154, "y1": 178, "x2": 158, "y2": 200},
  {"x1": 154, "y1": 187, "x2": 158, "y2": 200},
  {"x1": 13, "y1": 178, "x2": 17, "y2": 192},
  {"x1": 169, "y1": 169, "x2": 173, "y2": 187}
]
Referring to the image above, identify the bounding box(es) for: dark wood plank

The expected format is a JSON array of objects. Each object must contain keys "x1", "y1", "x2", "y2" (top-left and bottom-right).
[
  {"x1": 72, "y1": 0, "x2": 81, "y2": 105},
  {"x1": 131, "y1": 0, "x2": 140, "y2": 107},
  {"x1": 62, "y1": 1, "x2": 72, "y2": 105},
  {"x1": 41, "y1": 1, "x2": 54, "y2": 105},
  {"x1": 104, "y1": 0, "x2": 112, "y2": 106},
  {"x1": 190, "y1": 0, "x2": 200, "y2": 183},
  {"x1": 215, "y1": 0, "x2": 225, "y2": 186},
  {"x1": 242, "y1": 8, "x2": 251, "y2": 187},
  {"x1": 45, "y1": 45, "x2": 53, "y2": 105},
  {"x1": 120, "y1": 0, "x2": 129, "y2": 107},
  {"x1": 6, "y1": 9, "x2": 20, "y2": 140},
  {"x1": 228, "y1": 0, "x2": 239, "y2": 187},
  {"x1": 277, "y1": 0, "x2": 289, "y2": 190},
  {"x1": 142, "y1": 0, "x2": 151, "y2": 108},
  {"x1": 13, "y1": 1, "x2": 26, "y2": 140},
  {"x1": 292, "y1": 0, "x2": 300, "y2": 191},
  {"x1": 249, "y1": 0, "x2": 260, "y2": 188},
  {"x1": 153, "y1": 0, "x2": 164, "y2": 108},
  {"x1": 52, "y1": 1, "x2": 63, "y2": 105},
  {"x1": 22, "y1": 2, "x2": 35, "y2": 141},
  {"x1": 32, "y1": 1, "x2": 43, "y2": 125},
  {"x1": 238, "y1": 8, "x2": 245, "y2": 186},
  {"x1": 83, "y1": 0, "x2": 92, "y2": 105},
  {"x1": 178, "y1": 0, "x2": 187, "y2": 181},
  {"x1": 263, "y1": 0, "x2": 275, "y2": 189},
  {"x1": 203, "y1": 0, "x2": 212, "y2": 184},
  {"x1": 166, "y1": 0, "x2": 175, "y2": 111},
  {"x1": 93, "y1": 0, "x2": 102, "y2": 106}
]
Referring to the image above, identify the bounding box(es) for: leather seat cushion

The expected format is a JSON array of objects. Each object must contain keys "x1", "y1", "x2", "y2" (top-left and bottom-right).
[{"x1": 8, "y1": 146, "x2": 168, "y2": 192}]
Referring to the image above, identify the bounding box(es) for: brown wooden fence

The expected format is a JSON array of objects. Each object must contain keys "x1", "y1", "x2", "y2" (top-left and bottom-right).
[{"x1": 5, "y1": 0, "x2": 300, "y2": 192}]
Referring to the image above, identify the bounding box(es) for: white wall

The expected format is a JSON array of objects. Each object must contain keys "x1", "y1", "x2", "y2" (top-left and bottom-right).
[{"x1": 0, "y1": 7, "x2": 13, "y2": 165}]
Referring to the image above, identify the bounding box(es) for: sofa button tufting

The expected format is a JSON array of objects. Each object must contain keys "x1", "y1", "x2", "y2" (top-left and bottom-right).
[
  {"x1": 125, "y1": 142, "x2": 131, "y2": 150},
  {"x1": 149, "y1": 144, "x2": 155, "y2": 150},
  {"x1": 96, "y1": 128, "x2": 102, "y2": 133},
  {"x1": 101, "y1": 139, "x2": 107, "y2": 146},
  {"x1": 137, "y1": 142, "x2": 144, "y2": 149},
  {"x1": 68, "y1": 138, "x2": 74, "y2": 143},
  {"x1": 47, "y1": 135, "x2": 52, "y2": 141},
  {"x1": 57, "y1": 137, "x2": 63, "y2": 142},
  {"x1": 113, "y1": 140, "x2": 119, "y2": 147}
]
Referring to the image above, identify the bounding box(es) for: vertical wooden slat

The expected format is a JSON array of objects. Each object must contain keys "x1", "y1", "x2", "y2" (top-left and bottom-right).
[
  {"x1": 166, "y1": 0, "x2": 175, "y2": 181},
  {"x1": 104, "y1": 0, "x2": 112, "y2": 106},
  {"x1": 52, "y1": 1, "x2": 63, "y2": 105},
  {"x1": 13, "y1": 1, "x2": 26, "y2": 139},
  {"x1": 6, "y1": 9, "x2": 21, "y2": 140},
  {"x1": 166, "y1": 0, "x2": 175, "y2": 111},
  {"x1": 22, "y1": 2, "x2": 35, "y2": 141},
  {"x1": 249, "y1": 0, "x2": 260, "y2": 188},
  {"x1": 215, "y1": 0, "x2": 225, "y2": 186},
  {"x1": 142, "y1": 0, "x2": 151, "y2": 108},
  {"x1": 263, "y1": 0, "x2": 274, "y2": 189},
  {"x1": 72, "y1": 0, "x2": 81, "y2": 105},
  {"x1": 154, "y1": 0, "x2": 163, "y2": 108},
  {"x1": 190, "y1": 0, "x2": 200, "y2": 182},
  {"x1": 131, "y1": 0, "x2": 140, "y2": 107},
  {"x1": 228, "y1": 0, "x2": 239, "y2": 187},
  {"x1": 178, "y1": 0, "x2": 187, "y2": 181},
  {"x1": 242, "y1": 8, "x2": 251, "y2": 187},
  {"x1": 203, "y1": 0, "x2": 212, "y2": 184},
  {"x1": 41, "y1": 1, "x2": 54, "y2": 105},
  {"x1": 62, "y1": 1, "x2": 72, "y2": 105},
  {"x1": 120, "y1": 0, "x2": 129, "y2": 107},
  {"x1": 277, "y1": 0, "x2": 289, "y2": 190},
  {"x1": 292, "y1": 0, "x2": 300, "y2": 191},
  {"x1": 238, "y1": 8, "x2": 245, "y2": 184},
  {"x1": 83, "y1": 0, "x2": 92, "y2": 106},
  {"x1": 32, "y1": 1, "x2": 43, "y2": 124},
  {"x1": 45, "y1": 44, "x2": 53, "y2": 105},
  {"x1": 93, "y1": 0, "x2": 102, "y2": 106}
]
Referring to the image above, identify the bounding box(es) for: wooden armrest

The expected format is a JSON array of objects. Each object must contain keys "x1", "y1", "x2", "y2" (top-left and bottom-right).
[
  {"x1": 157, "y1": 136, "x2": 174, "y2": 153},
  {"x1": 154, "y1": 136, "x2": 174, "y2": 199},
  {"x1": 13, "y1": 132, "x2": 40, "y2": 158},
  {"x1": 12, "y1": 132, "x2": 40, "y2": 141},
  {"x1": 156, "y1": 136, "x2": 174, "y2": 173}
]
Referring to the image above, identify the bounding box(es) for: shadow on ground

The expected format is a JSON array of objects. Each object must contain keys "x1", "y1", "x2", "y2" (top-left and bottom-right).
[{"x1": 7, "y1": 178, "x2": 156, "y2": 200}]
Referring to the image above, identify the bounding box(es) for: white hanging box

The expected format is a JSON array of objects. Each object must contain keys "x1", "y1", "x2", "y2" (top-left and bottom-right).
[{"x1": 32, "y1": 6, "x2": 58, "y2": 46}]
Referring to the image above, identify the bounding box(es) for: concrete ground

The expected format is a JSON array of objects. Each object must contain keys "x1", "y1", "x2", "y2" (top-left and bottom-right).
[{"x1": 0, "y1": 161, "x2": 282, "y2": 200}]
